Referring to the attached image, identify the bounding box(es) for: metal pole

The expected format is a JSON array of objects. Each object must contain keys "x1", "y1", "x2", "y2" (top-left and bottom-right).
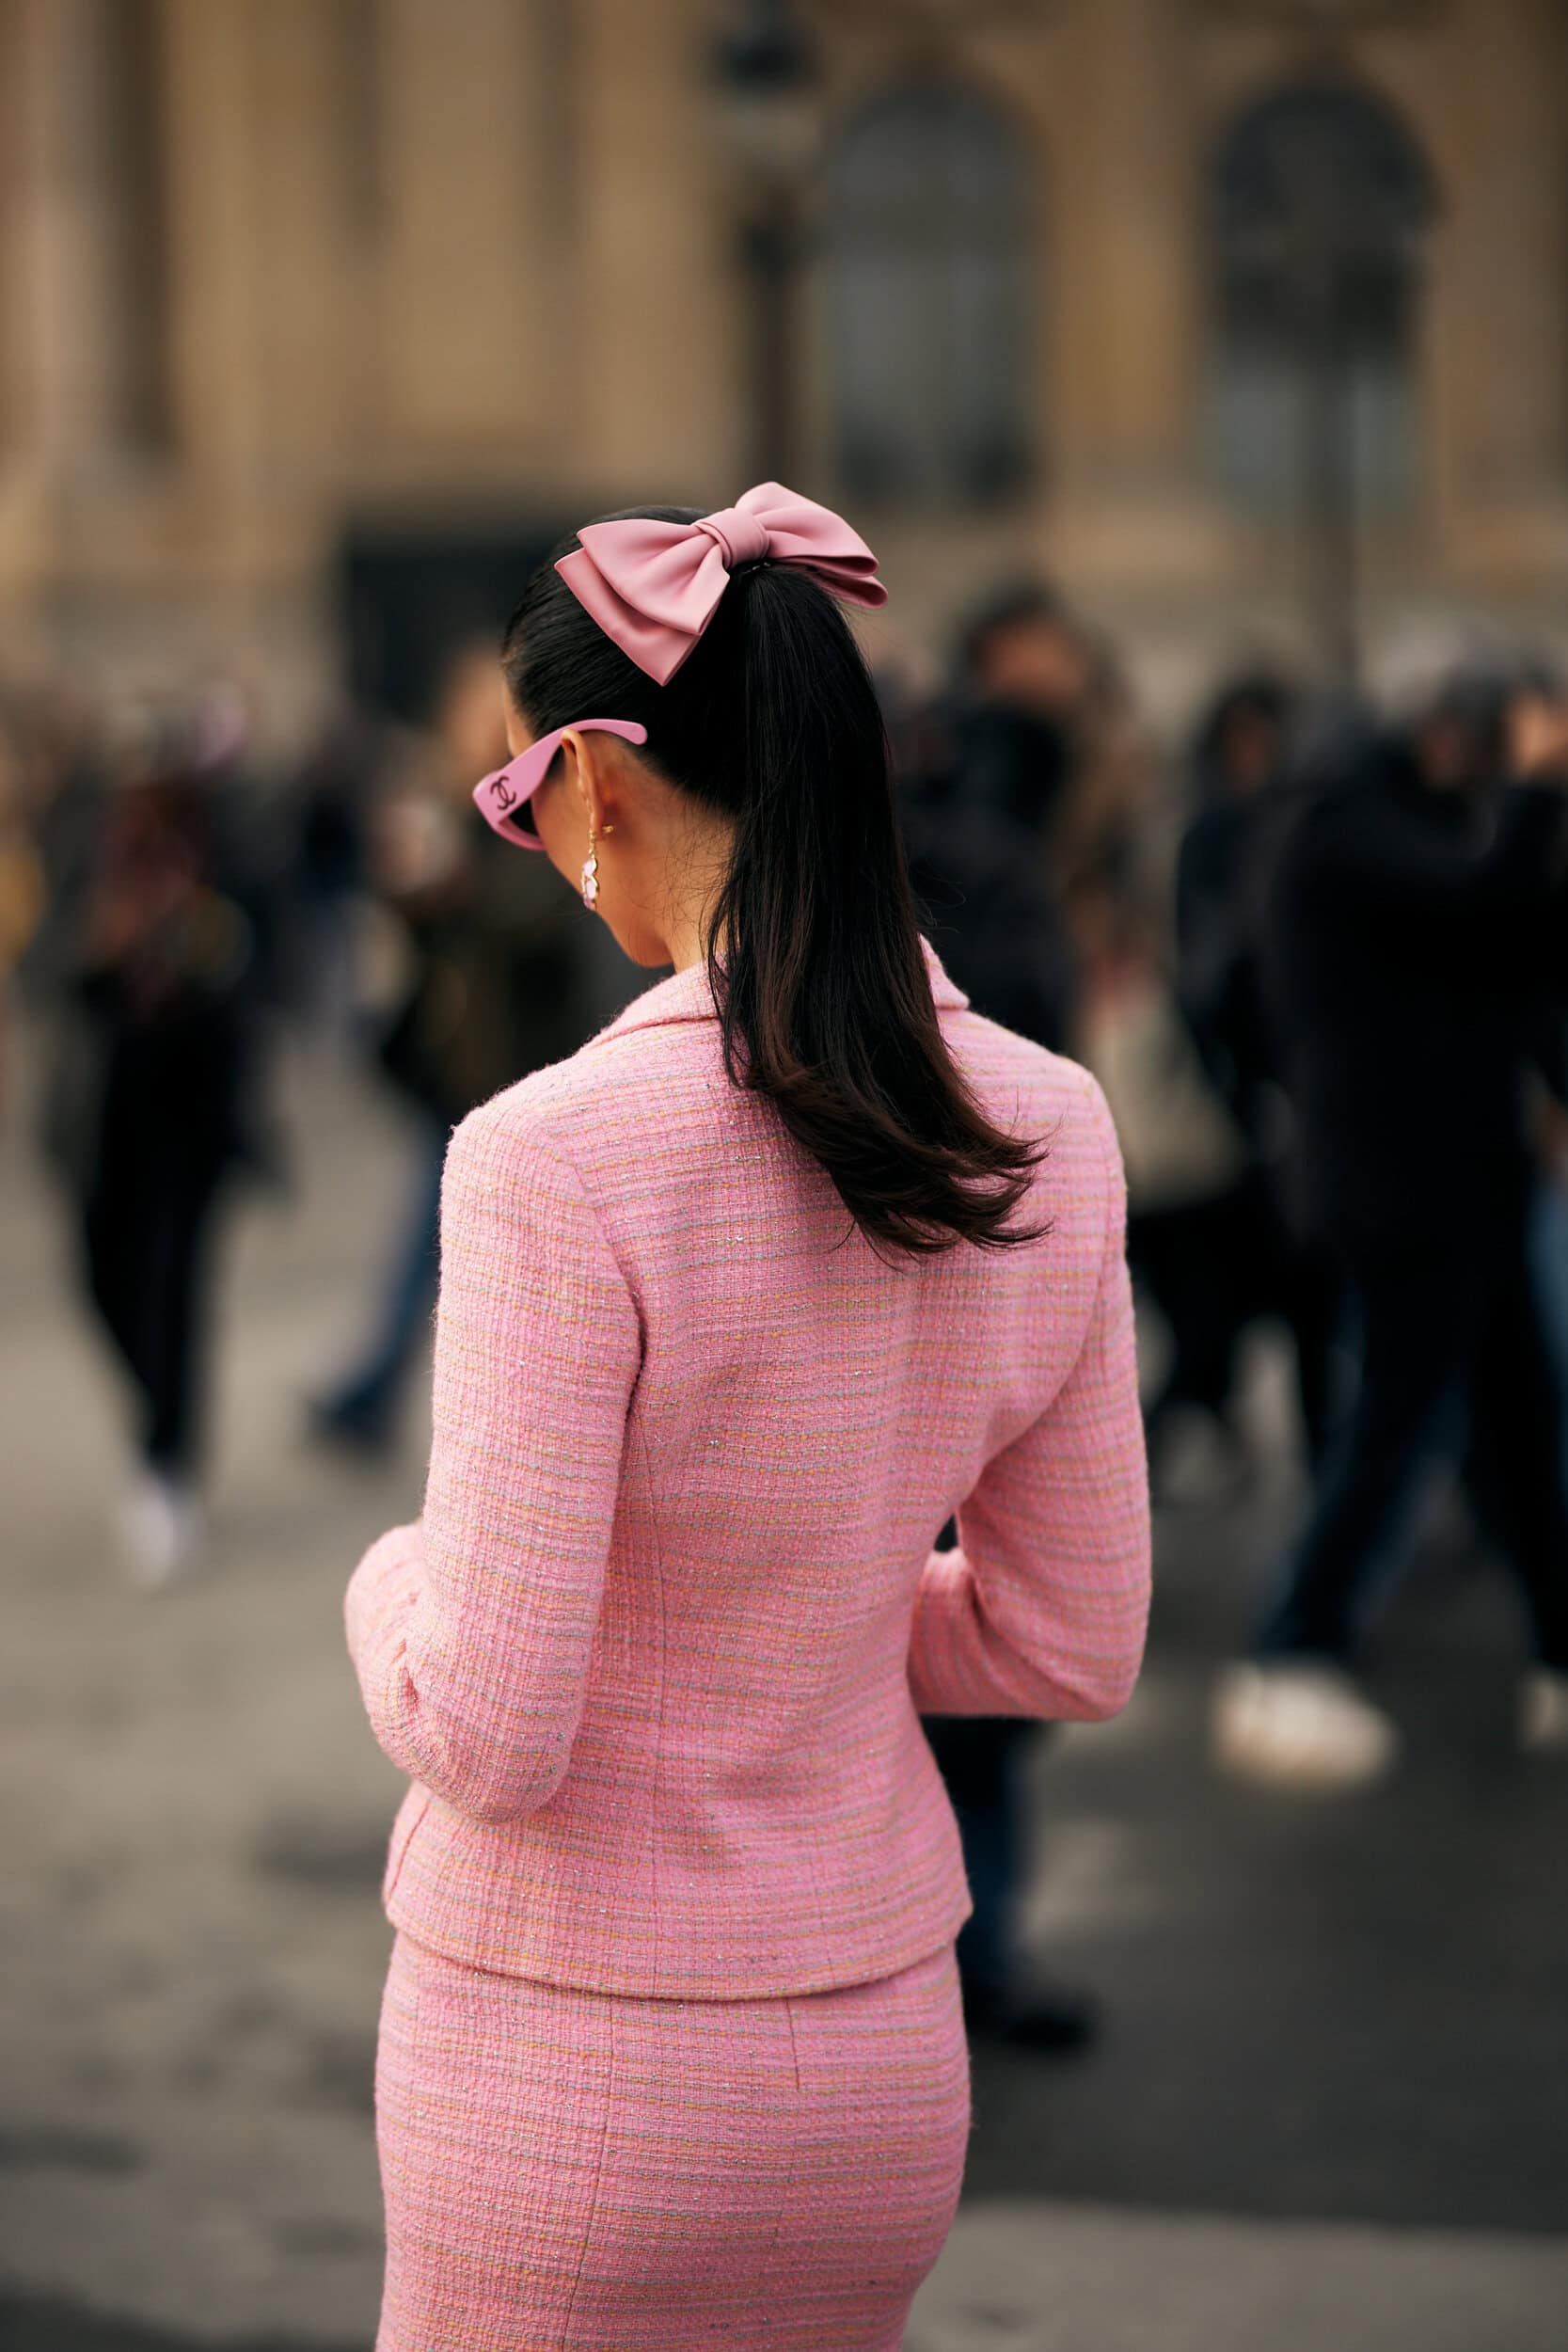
[
  {"x1": 712, "y1": 0, "x2": 816, "y2": 491},
  {"x1": 1298, "y1": 252, "x2": 1359, "y2": 690},
  {"x1": 742, "y1": 197, "x2": 799, "y2": 486},
  {"x1": 1277, "y1": 129, "x2": 1364, "y2": 691}
]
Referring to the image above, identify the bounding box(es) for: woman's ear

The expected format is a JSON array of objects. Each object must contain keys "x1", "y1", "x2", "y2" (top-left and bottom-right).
[{"x1": 561, "y1": 729, "x2": 626, "y2": 839}]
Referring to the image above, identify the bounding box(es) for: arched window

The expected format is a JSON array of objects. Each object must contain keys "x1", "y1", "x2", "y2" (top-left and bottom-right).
[
  {"x1": 0, "y1": 0, "x2": 168, "y2": 461},
  {"x1": 823, "y1": 83, "x2": 1034, "y2": 507},
  {"x1": 1206, "y1": 83, "x2": 1436, "y2": 515}
]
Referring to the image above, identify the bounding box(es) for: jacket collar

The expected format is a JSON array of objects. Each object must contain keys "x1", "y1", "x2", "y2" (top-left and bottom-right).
[{"x1": 593, "y1": 935, "x2": 969, "y2": 1046}]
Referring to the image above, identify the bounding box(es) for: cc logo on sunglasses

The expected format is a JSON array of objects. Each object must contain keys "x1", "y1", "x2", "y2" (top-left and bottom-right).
[{"x1": 491, "y1": 778, "x2": 516, "y2": 811}]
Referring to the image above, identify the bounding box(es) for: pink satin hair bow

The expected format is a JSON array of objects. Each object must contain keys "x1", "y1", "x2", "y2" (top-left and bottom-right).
[{"x1": 555, "y1": 481, "x2": 888, "y2": 685}]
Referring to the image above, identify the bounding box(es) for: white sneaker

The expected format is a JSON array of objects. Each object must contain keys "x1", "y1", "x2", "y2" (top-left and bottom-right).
[
  {"x1": 117, "y1": 1470, "x2": 207, "y2": 1591},
  {"x1": 1212, "y1": 1661, "x2": 1400, "y2": 1792},
  {"x1": 1520, "y1": 1668, "x2": 1568, "y2": 1753}
]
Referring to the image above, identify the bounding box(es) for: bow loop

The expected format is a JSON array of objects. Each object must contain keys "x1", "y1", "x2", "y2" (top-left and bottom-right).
[{"x1": 555, "y1": 482, "x2": 886, "y2": 685}]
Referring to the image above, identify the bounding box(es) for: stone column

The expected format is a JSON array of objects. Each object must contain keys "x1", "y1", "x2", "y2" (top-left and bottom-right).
[
  {"x1": 245, "y1": 0, "x2": 356, "y2": 477},
  {"x1": 161, "y1": 0, "x2": 266, "y2": 482},
  {"x1": 375, "y1": 0, "x2": 567, "y2": 458},
  {"x1": 10, "y1": 0, "x2": 146, "y2": 469},
  {"x1": 570, "y1": 0, "x2": 737, "y2": 500},
  {"x1": 1435, "y1": 0, "x2": 1568, "y2": 579},
  {"x1": 1047, "y1": 0, "x2": 1228, "y2": 583}
]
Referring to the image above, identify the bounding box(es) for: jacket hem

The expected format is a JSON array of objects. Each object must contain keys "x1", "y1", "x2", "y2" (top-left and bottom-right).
[{"x1": 381, "y1": 1885, "x2": 974, "y2": 2003}]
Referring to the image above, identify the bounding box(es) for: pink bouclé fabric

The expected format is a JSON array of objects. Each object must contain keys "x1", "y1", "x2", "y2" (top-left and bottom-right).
[
  {"x1": 345, "y1": 942, "x2": 1150, "y2": 1999},
  {"x1": 375, "y1": 1932, "x2": 971, "y2": 2352},
  {"x1": 554, "y1": 480, "x2": 888, "y2": 683},
  {"x1": 345, "y1": 939, "x2": 1150, "y2": 2345}
]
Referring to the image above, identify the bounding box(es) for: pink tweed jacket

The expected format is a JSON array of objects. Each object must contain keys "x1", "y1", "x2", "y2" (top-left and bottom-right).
[{"x1": 345, "y1": 942, "x2": 1150, "y2": 1999}]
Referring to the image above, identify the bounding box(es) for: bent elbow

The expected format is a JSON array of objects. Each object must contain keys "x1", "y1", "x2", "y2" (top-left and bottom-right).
[
  {"x1": 381, "y1": 1660, "x2": 579, "y2": 1824},
  {"x1": 1077, "y1": 1657, "x2": 1144, "y2": 1723},
  {"x1": 1050, "y1": 1550, "x2": 1152, "y2": 1724},
  {"x1": 1041, "y1": 1642, "x2": 1146, "y2": 1725}
]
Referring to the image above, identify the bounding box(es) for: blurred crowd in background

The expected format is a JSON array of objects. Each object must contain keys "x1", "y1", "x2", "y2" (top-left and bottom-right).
[
  {"x1": 3, "y1": 593, "x2": 1566, "y2": 1630},
  {"x1": 4, "y1": 10, "x2": 1568, "y2": 2334},
  {"x1": 2, "y1": 582, "x2": 1567, "y2": 2053}
]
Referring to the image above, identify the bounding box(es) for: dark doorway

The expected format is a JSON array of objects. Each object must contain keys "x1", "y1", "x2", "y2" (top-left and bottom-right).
[{"x1": 338, "y1": 519, "x2": 570, "y2": 723}]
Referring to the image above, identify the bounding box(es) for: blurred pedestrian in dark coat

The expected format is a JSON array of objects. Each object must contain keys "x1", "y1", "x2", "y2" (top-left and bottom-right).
[
  {"x1": 45, "y1": 764, "x2": 269, "y2": 1584},
  {"x1": 1504, "y1": 670, "x2": 1568, "y2": 1473},
  {"x1": 310, "y1": 644, "x2": 590, "y2": 1455},
  {"x1": 1213, "y1": 668, "x2": 1568, "y2": 1788},
  {"x1": 1160, "y1": 674, "x2": 1342, "y2": 1470},
  {"x1": 286, "y1": 707, "x2": 385, "y2": 1043},
  {"x1": 899, "y1": 583, "x2": 1082, "y2": 1054},
  {"x1": 897, "y1": 582, "x2": 1110, "y2": 2054}
]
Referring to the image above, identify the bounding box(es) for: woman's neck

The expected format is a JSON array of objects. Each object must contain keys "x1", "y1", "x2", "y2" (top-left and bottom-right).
[{"x1": 657, "y1": 821, "x2": 734, "y2": 974}]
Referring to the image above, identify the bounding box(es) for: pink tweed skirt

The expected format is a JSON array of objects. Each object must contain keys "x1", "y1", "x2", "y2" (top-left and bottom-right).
[{"x1": 373, "y1": 1930, "x2": 972, "y2": 2350}]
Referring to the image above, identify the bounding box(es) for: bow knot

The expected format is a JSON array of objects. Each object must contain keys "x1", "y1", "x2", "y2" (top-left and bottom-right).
[
  {"x1": 696, "y1": 504, "x2": 771, "y2": 571},
  {"x1": 555, "y1": 481, "x2": 887, "y2": 685}
]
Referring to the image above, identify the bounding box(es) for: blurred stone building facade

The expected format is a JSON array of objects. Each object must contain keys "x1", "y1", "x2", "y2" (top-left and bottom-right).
[{"x1": 1, "y1": 0, "x2": 1566, "y2": 732}]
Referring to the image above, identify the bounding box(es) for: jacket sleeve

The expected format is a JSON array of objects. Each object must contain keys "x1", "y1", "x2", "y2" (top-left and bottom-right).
[
  {"x1": 908, "y1": 1079, "x2": 1151, "y2": 1722},
  {"x1": 343, "y1": 1102, "x2": 642, "y2": 1822}
]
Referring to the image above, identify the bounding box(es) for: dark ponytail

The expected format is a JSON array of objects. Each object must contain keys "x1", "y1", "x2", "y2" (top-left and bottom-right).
[{"x1": 502, "y1": 506, "x2": 1045, "y2": 1256}]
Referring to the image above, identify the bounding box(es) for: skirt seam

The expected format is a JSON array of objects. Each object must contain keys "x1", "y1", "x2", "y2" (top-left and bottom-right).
[{"x1": 557, "y1": 1994, "x2": 617, "y2": 2346}]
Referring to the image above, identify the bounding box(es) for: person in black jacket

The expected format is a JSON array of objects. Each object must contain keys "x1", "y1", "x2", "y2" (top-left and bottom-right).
[
  {"x1": 1212, "y1": 667, "x2": 1568, "y2": 1788},
  {"x1": 45, "y1": 758, "x2": 272, "y2": 1585},
  {"x1": 896, "y1": 583, "x2": 1081, "y2": 1056},
  {"x1": 896, "y1": 584, "x2": 1100, "y2": 2052},
  {"x1": 1165, "y1": 674, "x2": 1341, "y2": 1473}
]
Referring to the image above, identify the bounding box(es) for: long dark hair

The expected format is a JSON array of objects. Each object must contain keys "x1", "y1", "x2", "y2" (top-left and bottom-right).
[{"x1": 502, "y1": 506, "x2": 1045, "y2": 1255}]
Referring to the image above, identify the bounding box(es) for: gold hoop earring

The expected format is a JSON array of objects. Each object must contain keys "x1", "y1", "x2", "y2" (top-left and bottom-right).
[{"x1": 580, "y1": 818, "x2": 601, "y2": 913}]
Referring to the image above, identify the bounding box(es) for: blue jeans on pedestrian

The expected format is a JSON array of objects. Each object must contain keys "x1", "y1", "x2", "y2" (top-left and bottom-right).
[
  {"x1": 320, "y1": 1115, "x2": 448, "y2": 1438},
  {"x1": 1258, "y1": 1210, "x2": 1568, "y2": 1670}
]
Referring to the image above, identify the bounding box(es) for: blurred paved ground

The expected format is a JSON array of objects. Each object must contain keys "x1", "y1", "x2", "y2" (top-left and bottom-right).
[{"x1": 2, "y1": 1031, "x2": 1565, "y2": 2350}]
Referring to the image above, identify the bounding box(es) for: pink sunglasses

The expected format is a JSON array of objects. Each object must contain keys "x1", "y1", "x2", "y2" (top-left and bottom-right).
[{"x1": 472, "y1": 718, "x2": 649, "y2": 850}]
